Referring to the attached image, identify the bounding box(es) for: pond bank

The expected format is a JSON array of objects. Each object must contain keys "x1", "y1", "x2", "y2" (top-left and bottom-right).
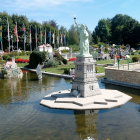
[{"x1": 21, "y1": 67, "x2": 105, "y2": 79}]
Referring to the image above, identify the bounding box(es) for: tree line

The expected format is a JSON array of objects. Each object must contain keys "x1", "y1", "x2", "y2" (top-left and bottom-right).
[
  {"x1": 1, "y1": 12, "x2": 140, "y2": 51},
  {"x1": 92, "y1": 14, "x2": 140, "y2": 48},
  {"x1": 0, "y1": 12, "x2": 68, "y2": 51}
]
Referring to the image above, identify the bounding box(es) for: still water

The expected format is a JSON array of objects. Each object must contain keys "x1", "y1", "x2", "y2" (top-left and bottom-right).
[{"x1": 0, "y1": 72, "x2": 140, "y2": 140}]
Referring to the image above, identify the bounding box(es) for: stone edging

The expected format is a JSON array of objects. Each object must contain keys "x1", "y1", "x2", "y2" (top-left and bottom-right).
[
  {"x1": 102, "y1": 78, "x2": 140, "y2": 89},
  {"x1": 21, "y1": 67, "x2": 105, "y2": 79}
]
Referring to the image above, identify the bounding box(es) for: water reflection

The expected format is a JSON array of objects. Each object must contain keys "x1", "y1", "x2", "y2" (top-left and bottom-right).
[
  {"x1": 0, "y1": 72, "x2": 139, "y2": 140},
  {"x1": 74, "y1": 110, "x2": 98, "y2": 140}
]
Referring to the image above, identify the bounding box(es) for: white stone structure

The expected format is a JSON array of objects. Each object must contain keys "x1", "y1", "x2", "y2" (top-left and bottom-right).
[
  {"x1": 40, "y1": 19, "x2": 132, "y2": 110},
  {"x1": 71, "y1": 56, "x2": 101, "y2": 97},
  {"x1": 38, "y1": 44, "x2": 53, "y2": 59},
  {"x1": 36, "y1": 64, "x2": 43, "y2": 80},
  {"x1": 3, "y1": 57, "x2": 23, "y2": 79}
]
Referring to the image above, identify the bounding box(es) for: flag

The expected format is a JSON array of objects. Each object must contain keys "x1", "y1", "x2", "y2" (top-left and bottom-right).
[
  {"x1": 29, "y1": 25, "x2": 32, "y2": 51},
  {"x1": 40, "y1": 27, "x2": 42, "y2": 44},
  {"x1": 48, "y1": 30, "x2": 51, "y2": 44},
  {"x1": 29, "y1": 26, "x2": 32, "y2": 44},
  {"x1": 22, "y1": 24, "x2": 26, "y2": 43},
  {"x1": 0, "y1": 18, "x2": 2, "y2": 41},
  {"x1": 52, "y1": 32, "x2": 55, "y2": 44},
  {"x1": 7, "y1": 18, "x2": 10, "y2": 42},
  {"x1": 35, "y1": 26, "x2": 38, "y2": 48},
  {"x1": 60, "y1": 33, "x2": 63, "y2": 45},
  {"x1": 44, "y1": 29, "x2": 46, "y2": 44},
  {"x1": 57, "y1": 31, "x2": 59, "y2": 45},
  {"x1": 63, "y1": 34, "x2": 66, "y2": 46},
  {"x1": 14, "y1": 22, "x2": 19, "y2": 42},
  {"x1": 22, "y1": 24, "x2": 26, "y2": 51}
]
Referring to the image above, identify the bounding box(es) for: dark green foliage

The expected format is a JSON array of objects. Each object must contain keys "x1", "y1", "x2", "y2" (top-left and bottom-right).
[
  {"x1": 92, "y1": 14, "x2": 140, "y2": 47},
  {"x1": 2, "y1": 54, "x2": 12, "y2": 60},
  {"x1": 94, "y1": 19, "x2": 111, "y2": 43},
  {"x1": 68, "y1": 25, "x2": 79, "y2": 45},
  {"x1": 63, "y1": 68, "x2": 70, "y2": 75},
  {"x1": 62, "y1": 59, "x2": 68, "y2": 64},
  {"x1": 132, "y1": 56, "x2": 139, "y2": 62},
  {"x1": 29, "y1": 51, "x2": 48, "y2": 68}
]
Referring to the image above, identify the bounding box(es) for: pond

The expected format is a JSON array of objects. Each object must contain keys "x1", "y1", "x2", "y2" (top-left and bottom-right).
[{"x1": 0, "y1": 72, "x2": 140, "y2": 140}]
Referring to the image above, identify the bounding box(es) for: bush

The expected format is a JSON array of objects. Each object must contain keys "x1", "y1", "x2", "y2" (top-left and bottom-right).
[
  {"x1": 44, "y1": 60, "x2": 58, "y2": 68},
  {"x1": 132, "y1": 56, "x2": 139, "y2": 62},
  {"x1": 2, "y1": 55, "x2": 12, "y2": 61},
  {"x1": 63, "y1": 68, "x2": 70, "y2": 75},
  {"x1": 29, "y1": 51, "x2": 48, "y2": 68},
  {"x1": 62, "y1": 59, "x2": 68, "y2": 64}
]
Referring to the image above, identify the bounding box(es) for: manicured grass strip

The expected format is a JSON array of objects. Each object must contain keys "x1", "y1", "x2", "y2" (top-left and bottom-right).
[
  {"x1": 43, "y1": 63, "x2": 75, "y2": 74},
  {"x1": 15, "y1": 55, "x2": 29, "y2": 59}
]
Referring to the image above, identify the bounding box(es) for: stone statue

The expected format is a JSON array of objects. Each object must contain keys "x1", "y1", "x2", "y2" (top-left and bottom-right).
[
  {"x1": 36, "y1": 64, "x2": 43, "y2": 80},
  {"x1": 74, "y1": 17, "x2": 91, "y2": 57}
]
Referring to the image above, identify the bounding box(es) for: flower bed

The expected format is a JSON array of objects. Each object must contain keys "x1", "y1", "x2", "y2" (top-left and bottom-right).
[
  {"x1": 68, "y1": 57, "x2": 77, "y2": 61},
  {"x1": 15, "y1": 58, "x2": 29, "y2": 63}
]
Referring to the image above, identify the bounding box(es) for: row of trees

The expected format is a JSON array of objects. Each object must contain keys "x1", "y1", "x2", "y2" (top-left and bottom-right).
[
  {"x1": 92, "y1": 14, "x2": 140, "y2": 47},
  {"x1": 0, "y1": 12, "x2": 68, "y2": 51},
  {"x1": 1, "y1": 12, "x2": 140, "y2": 51}
]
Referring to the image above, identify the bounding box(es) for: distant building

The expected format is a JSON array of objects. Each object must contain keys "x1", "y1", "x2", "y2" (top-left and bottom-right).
[{"x1": 38, "y1": 44, "x2": 53, "y2": 59}]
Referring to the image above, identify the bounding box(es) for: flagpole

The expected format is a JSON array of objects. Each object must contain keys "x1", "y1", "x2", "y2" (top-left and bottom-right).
[
  {"x1": 35, "y1": 26, "x2": 37, "y2": 49},
  {"x1": 0, "y1": 18, "x2": 3, "y2": 51},
  {"x1": 49, "y1": 28, "x2": 51, "y2": 45},
  {"x1": 7, "y1": 18, "x2": 10, "y2": 52},
  {"x1": 11, "y1": 35, "x2": 13, "y2": 51},
  {"x1": 1, "y1": 41, "x2": 3, "y2": 51},
  {"x1": 52, "y1": 30, "x2": 55, "y2": 48},
  {"x1": 23, "y1": 24, "x2": 26, "y2": 51},
  {"x1": 30, "y1": 25, "x2": 32, "y2": 52},
  {"x1": 16, "y1": 22, "x2": 18, "y2": 51},
  {"x1": 40, "y1": 26, "x2": 42, "y2": 45},
  {"x1": 57, "y1": 30, "x2": 59, "y2": 48},
  {"x1": 44, "y1": 28, "x2": 46, "y2": 44}
]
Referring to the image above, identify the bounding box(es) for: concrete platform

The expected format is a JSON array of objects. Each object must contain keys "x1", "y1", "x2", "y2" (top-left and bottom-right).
[{"x1": 40, "y1": 89, "x2": 132, "y2": 110}]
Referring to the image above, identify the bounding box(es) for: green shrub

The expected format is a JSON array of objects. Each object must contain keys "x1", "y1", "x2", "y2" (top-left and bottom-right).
[
  {"x1": 62, "y1": 59, "x2": 68, "y2": 64},
  {"x1": 44, "y1": 60, "x2": 58, "y2": 68},
  {"x1": 132, "y1": 56, "x2": 139, "y2": 62},
  {"x1": 29, "y1": 51, "x2": 48, "y2": 69},
  {"x1": 2, "y1": 55, "x2": 11, "y2": 61},
  {"x1": 63, "y1": 68, "x2": 70, "y2": 75}
]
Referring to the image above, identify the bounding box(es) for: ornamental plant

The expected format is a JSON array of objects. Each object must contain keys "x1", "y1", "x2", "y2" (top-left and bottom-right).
[{"x1": 29, "y1": 51, "x2": 48, "y2": 69}]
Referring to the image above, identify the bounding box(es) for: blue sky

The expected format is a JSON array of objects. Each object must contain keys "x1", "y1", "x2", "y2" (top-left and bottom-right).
[{"x1": 1, "y1": 0, "x2": 140, "y2": 31}]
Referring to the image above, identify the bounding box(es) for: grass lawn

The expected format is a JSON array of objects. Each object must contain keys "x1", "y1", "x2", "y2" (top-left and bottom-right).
[
  {"x1": 17, "y1": 63, "x2": 28, "y2": 67},
  {"x1": 15, "y1": 55, "x2": 29, "y2": 59},
  {"x1": 16, "y1": 59, "x2": 129, "y2": 74},
  {"x1": 43, "y1": 63, "x2": 75, "y2": 74},
  {"x1": 15, "y1": 55, "x2": 134, "y2": 74}
]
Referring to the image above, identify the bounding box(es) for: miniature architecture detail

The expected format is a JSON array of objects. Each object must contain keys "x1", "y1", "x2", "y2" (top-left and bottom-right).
[
  {"x1": 40, "y1": 18, "x2": 132, "y2": 110},
  {"x1": 71, "y1": 56, "x2": 101, "y2": 97}
]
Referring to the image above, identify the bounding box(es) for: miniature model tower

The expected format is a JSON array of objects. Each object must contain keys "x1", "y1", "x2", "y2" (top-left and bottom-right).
[{"x1": 71, "y1": 18, "x2": 101, "y2": 97}]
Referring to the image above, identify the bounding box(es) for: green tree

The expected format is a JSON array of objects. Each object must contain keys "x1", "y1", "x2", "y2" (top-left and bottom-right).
[
  {"x1": 68, "y1": 24, "x2": 79, "y2": 45},
  {"x1": 94, "y1": 19, "x2": 111, "y2": 43},
  {"x1": 111, "y1": 14, "x2": 139, "y2": 46}
]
